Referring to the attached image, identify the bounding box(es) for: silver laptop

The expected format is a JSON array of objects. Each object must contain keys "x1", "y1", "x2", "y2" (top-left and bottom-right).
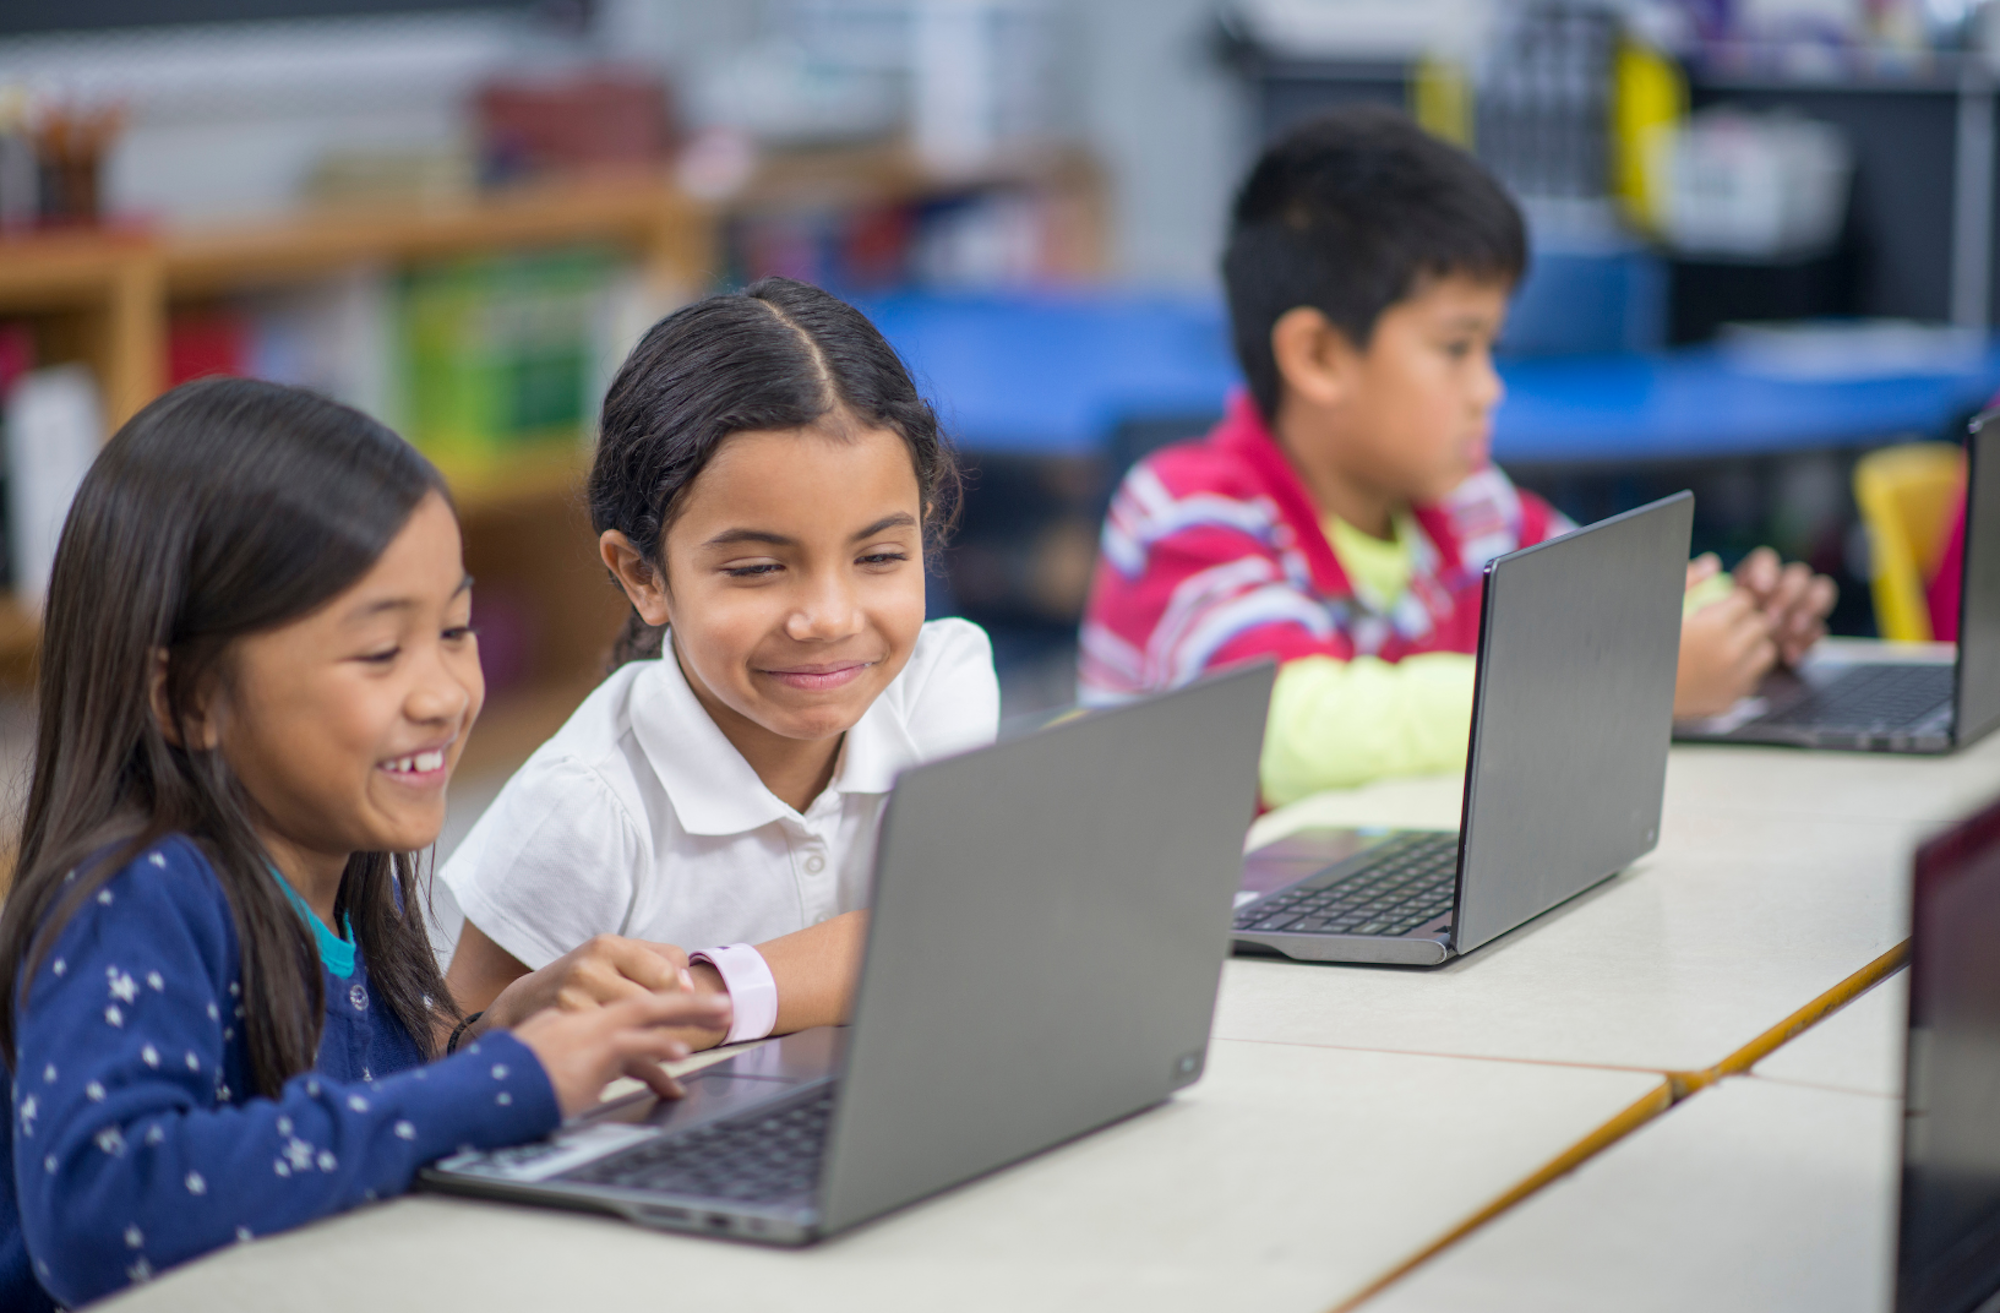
[
  {"x1": 1231, "y1": 492, "x2": 1691, "y2": 967},
  {"x1": 1676, "y1": 411, "x2": 1998, "y2": 756},
  {"x1": 1896, "y1": 787, "x2": 2000, "y2": 1311},
  {"x1": 420, "y1": 663, "x2": 1274, "y2": 1243}
]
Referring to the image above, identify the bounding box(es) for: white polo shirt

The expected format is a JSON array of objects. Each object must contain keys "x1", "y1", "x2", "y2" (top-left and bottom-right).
[{"x1": 441, "y1": 618, "x2": 999, "y2": 971}]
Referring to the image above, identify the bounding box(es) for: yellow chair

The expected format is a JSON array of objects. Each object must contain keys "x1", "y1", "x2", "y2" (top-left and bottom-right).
[{"x1": 1853, "y1": 442, "x2": 1967, "y2": 642}]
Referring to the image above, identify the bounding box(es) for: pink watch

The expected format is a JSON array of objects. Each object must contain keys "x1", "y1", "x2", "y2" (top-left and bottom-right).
[{"x1": 687, "y1": 943, "x2": 778, "y2": 1045}]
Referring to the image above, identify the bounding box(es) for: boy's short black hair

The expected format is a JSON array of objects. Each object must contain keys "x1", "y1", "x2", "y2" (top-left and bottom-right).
[{"x1": 1223, "y1": 104, "x2": 1528, "y2": 422}]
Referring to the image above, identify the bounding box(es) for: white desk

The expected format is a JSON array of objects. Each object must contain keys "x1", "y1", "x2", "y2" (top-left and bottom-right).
[
  {"x1": 1365, "y1": 961, "x2": 1912, "y2": 1309},
  {"x1": 1362, "y1": 1075, "x2": 1899, "y2": 1313},
  {"x1": 102, "y1": 1042, "x2": 1666, "y2": 1313},
  {"x1": 1753, "y1": 968, "x2": 1907, "y2": 1098},
  {"x1": 1220, "y1": 653, "x2": 2000, "y2": 1077}
]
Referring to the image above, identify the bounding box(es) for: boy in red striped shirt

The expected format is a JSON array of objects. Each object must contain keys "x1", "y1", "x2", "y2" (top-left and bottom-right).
[{"x1": 1079, "y1": 107, "x2": 1834, "y2": 805}]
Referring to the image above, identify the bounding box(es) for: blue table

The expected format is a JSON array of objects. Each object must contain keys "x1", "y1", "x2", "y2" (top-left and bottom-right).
[
  {"x1": 856, "y1": 292, "x2": 1240, "y2": 457},
  {"x1": 856, "y1": 292, "x2": 2000, "y2": 464},
  {"x1": 1496, "y1": 349, "x2": 2000, "y2": 464}
]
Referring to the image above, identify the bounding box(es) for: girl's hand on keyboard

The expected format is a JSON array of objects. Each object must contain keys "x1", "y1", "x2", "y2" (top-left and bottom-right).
[
  {"x1": 482, "y1": 934, "x2": 695, "y2": 1033},
  {"x1": 512, "y1": 989, "x2": 735, "y2": 1116}
]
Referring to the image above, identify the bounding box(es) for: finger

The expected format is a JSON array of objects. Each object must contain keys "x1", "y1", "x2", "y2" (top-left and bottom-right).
[
  {"x1": 1776, "y1": 568, "x2": 1824, "y2": 632},
  {"x1": 614, "y1": 1028, "x2": 694, "y2": 1067},
  {"x1": 1735, "y1": 547, "x2": 1779, "y2": 598},
  {"x1": 1686, "y1": 553, "x2": 1721, "y2": 590},
  {"x1": 604, "y1": 988, "x2": 733, "y2": 1033},
  {"x1": 1765, "y1": 563, "x2": 1813, "y2": 623},
  {"x1": 569, "y1": 965, "x2": 670, "y2": 1008},
  {"x1": 1786, "y1": 608, "x2": 1825, "y2": 654},
  {"x1": 553, "y1": 984, "x2": 598, "y2": 1013},
  {"x1": 589, "y1": 975, "x2": 660, "y2": 1008},
  {"x1": 635, "y1": 942, "x2": 692, "y2": 972},
  {"x1": 589, "y1": 940, "x2": 688, "y2": 994},
  {"x1": 624, "y1": 1058, "x2": 686, "y2": 1102}
]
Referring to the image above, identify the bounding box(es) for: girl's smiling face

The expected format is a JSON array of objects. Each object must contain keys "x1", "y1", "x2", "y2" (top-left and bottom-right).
[
  {"x1": 650, "y1": 423, "x2": 927, "y2": 753},
  {"x1": 200, "y1": 492, "x2": 483, "y2": 875}
]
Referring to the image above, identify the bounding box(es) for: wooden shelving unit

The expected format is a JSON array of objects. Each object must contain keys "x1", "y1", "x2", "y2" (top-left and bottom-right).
[
  {"x1": 0, "y1": 175, "x2": 712, "y2": 745},
  {"x1": 163, "y1": 173, "x2": 713, "y2": 300},
  {"x1": 0, "y1": 229, "x2": 164, "y2": 437}
]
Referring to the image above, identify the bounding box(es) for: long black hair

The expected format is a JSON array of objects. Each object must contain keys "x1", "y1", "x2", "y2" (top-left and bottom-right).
[
  {"x1": 0, "y1": 377, "x2": 462, "y2": 1096},
  {"x1": 590, "y1": 276, "x2": 960, "y2": 666}
]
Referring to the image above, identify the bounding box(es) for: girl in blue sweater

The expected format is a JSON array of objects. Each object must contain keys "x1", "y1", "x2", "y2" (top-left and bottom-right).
[{"x1": 0, "y1": 378, "x2": 728, "y2": 1308}]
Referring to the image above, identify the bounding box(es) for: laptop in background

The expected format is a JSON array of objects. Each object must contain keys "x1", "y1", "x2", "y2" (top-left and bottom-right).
[
  {"x1": 1897, "y1": 790, "x2": 2000, "y2": 1311},
  {"x1": 422, "y1": 663, "x2": 1274, "y2": 1244},
  {"x1": 1677, "y1": 412, "x2": 1999, "y2": 755},
  {"x1": 1232, "y1": 491, "x2": 1691, "y2": 966}
]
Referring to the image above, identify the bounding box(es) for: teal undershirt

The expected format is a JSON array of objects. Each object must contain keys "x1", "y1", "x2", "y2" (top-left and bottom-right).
[{"x1": 269, "y1": 870, "x2": 356, "y2": 979}]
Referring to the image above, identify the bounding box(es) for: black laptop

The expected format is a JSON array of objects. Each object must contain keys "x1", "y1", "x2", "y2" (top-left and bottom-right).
[
  {"x1": 1232, "y1": 492, "x2": 1691, "y2": 966},
  {"x1": 420, "y1": 664, "x2": 1273, "y2": 1244},
  {"x1": 1896, "y1": 788, "x2": 2000, "y2": 1311},
  {"x1": 1676, "y1": 411, "x2": 1998, "y2": 756}
]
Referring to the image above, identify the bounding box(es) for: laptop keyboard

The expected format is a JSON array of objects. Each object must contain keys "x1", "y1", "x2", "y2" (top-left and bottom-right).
[
  {"x1": 564, "y1": 1086, "x2": 834, "y2": 1204},
  {"x1": 1234, "y1": 831, "x2": 1458, "y2": 938},
  {"x1": 1760, "y1": 664, "x2": 1953, "y2": 730}
]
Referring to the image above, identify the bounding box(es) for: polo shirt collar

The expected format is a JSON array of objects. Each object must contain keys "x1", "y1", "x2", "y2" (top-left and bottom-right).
[{"x1": 626, "y1": 639, "x2": 921, "y2": 837}]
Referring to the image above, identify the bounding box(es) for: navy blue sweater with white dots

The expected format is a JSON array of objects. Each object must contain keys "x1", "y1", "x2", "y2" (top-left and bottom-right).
[{"x1": 0, "y1": 835, "x2": 560, "y2": 1309}]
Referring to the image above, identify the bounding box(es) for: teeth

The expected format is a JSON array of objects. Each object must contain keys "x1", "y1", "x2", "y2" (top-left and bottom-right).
[{"x1": 384, "y1": 750, "x2": 447, "y2": 775}]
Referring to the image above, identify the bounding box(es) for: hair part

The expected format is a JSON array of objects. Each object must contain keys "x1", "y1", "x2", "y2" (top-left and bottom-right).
[
  {"x1": 1222, "y1": 104, "x2": 1528, "y2": 422},
  {"x1": 590, "y1": 276, "x2": 960, "y2": 667},
  {"x1": 0, "y1": 378, "x2": 463, "y2": 1095}
]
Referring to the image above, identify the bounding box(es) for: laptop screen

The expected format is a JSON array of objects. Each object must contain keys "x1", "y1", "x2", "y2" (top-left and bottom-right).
[
  {"x1": 1956, "y1": 418, "x2": 2000, "y2": 746},
  {"x1": 1898, "y1": 794, "x2": 2000, "y2": 1311}
]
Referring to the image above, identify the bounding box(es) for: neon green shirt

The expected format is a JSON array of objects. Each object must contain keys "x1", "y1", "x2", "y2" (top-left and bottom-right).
[
  {"x1": 1259, "y1": 516, "x2": 1477, "y2": 807},
  {"x1": 1261, "y1": 523, "x2": 1732, "y2": 807}
]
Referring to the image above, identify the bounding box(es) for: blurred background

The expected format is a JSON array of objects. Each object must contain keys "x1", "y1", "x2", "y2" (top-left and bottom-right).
[{"x1": 1, "y1": 0, "x2": 1997, "y2": 848}]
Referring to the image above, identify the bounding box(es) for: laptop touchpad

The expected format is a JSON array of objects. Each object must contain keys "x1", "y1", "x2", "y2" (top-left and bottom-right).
[{"x1": 641, "y1": 1072, "x2": 805, "y2": 1132}]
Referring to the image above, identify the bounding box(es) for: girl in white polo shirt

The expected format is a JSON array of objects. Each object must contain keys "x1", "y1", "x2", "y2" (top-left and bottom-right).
[{"x1": 440, "y1": 276, "x2": 999, "y2": 1052}]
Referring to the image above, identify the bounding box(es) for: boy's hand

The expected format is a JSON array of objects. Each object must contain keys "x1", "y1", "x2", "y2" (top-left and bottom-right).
[
  {"x1": 481, "y1": 935, "x2": 693, "y2": 1033},
  {"x1": 1734, "y1": 546, "x2": 1836, "y2": 667},
  {"x1": 1676, "y1": 587, "x2": 1778, "y2": 719},
  {"x1": 512, "y1": 990, "x2": 733, "y2": 1116}
]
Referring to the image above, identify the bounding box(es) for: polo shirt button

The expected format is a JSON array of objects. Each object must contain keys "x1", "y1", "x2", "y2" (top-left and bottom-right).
[{"x1": 804, "y1": 854, "x2": 826, "y2": 875}]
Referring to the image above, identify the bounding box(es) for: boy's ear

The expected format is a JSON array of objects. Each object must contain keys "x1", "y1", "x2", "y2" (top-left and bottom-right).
[
  {"x1": 1270, "y1": 306, "x2": 1359, "y2": 411},
  {"x1": 599, "y1": 531, "x2": 674, "y2": 628},
  {"x1": 148, "y1": 648, "x2": 220, "y2": 751}
]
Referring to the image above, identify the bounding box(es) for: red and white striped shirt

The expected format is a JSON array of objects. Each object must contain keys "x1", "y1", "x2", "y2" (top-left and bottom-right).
[{"x1": 1079, "y1": 393, "x2": 1571, "y2": 704}]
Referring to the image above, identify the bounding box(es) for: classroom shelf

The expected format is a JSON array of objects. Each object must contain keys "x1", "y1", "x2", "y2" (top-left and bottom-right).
[
  {"x1": 0, "y1": 179, "x2": 698, "y2": 705},
  {"x1": 0, "y1": 229, "x2": 152, "y2": 304},
  {"x1": 0, "y1": 229, "x2": 165, "y2": 435},
  {"x1": 161, "y1": 172, "x2": 713, "y2": 298}
]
